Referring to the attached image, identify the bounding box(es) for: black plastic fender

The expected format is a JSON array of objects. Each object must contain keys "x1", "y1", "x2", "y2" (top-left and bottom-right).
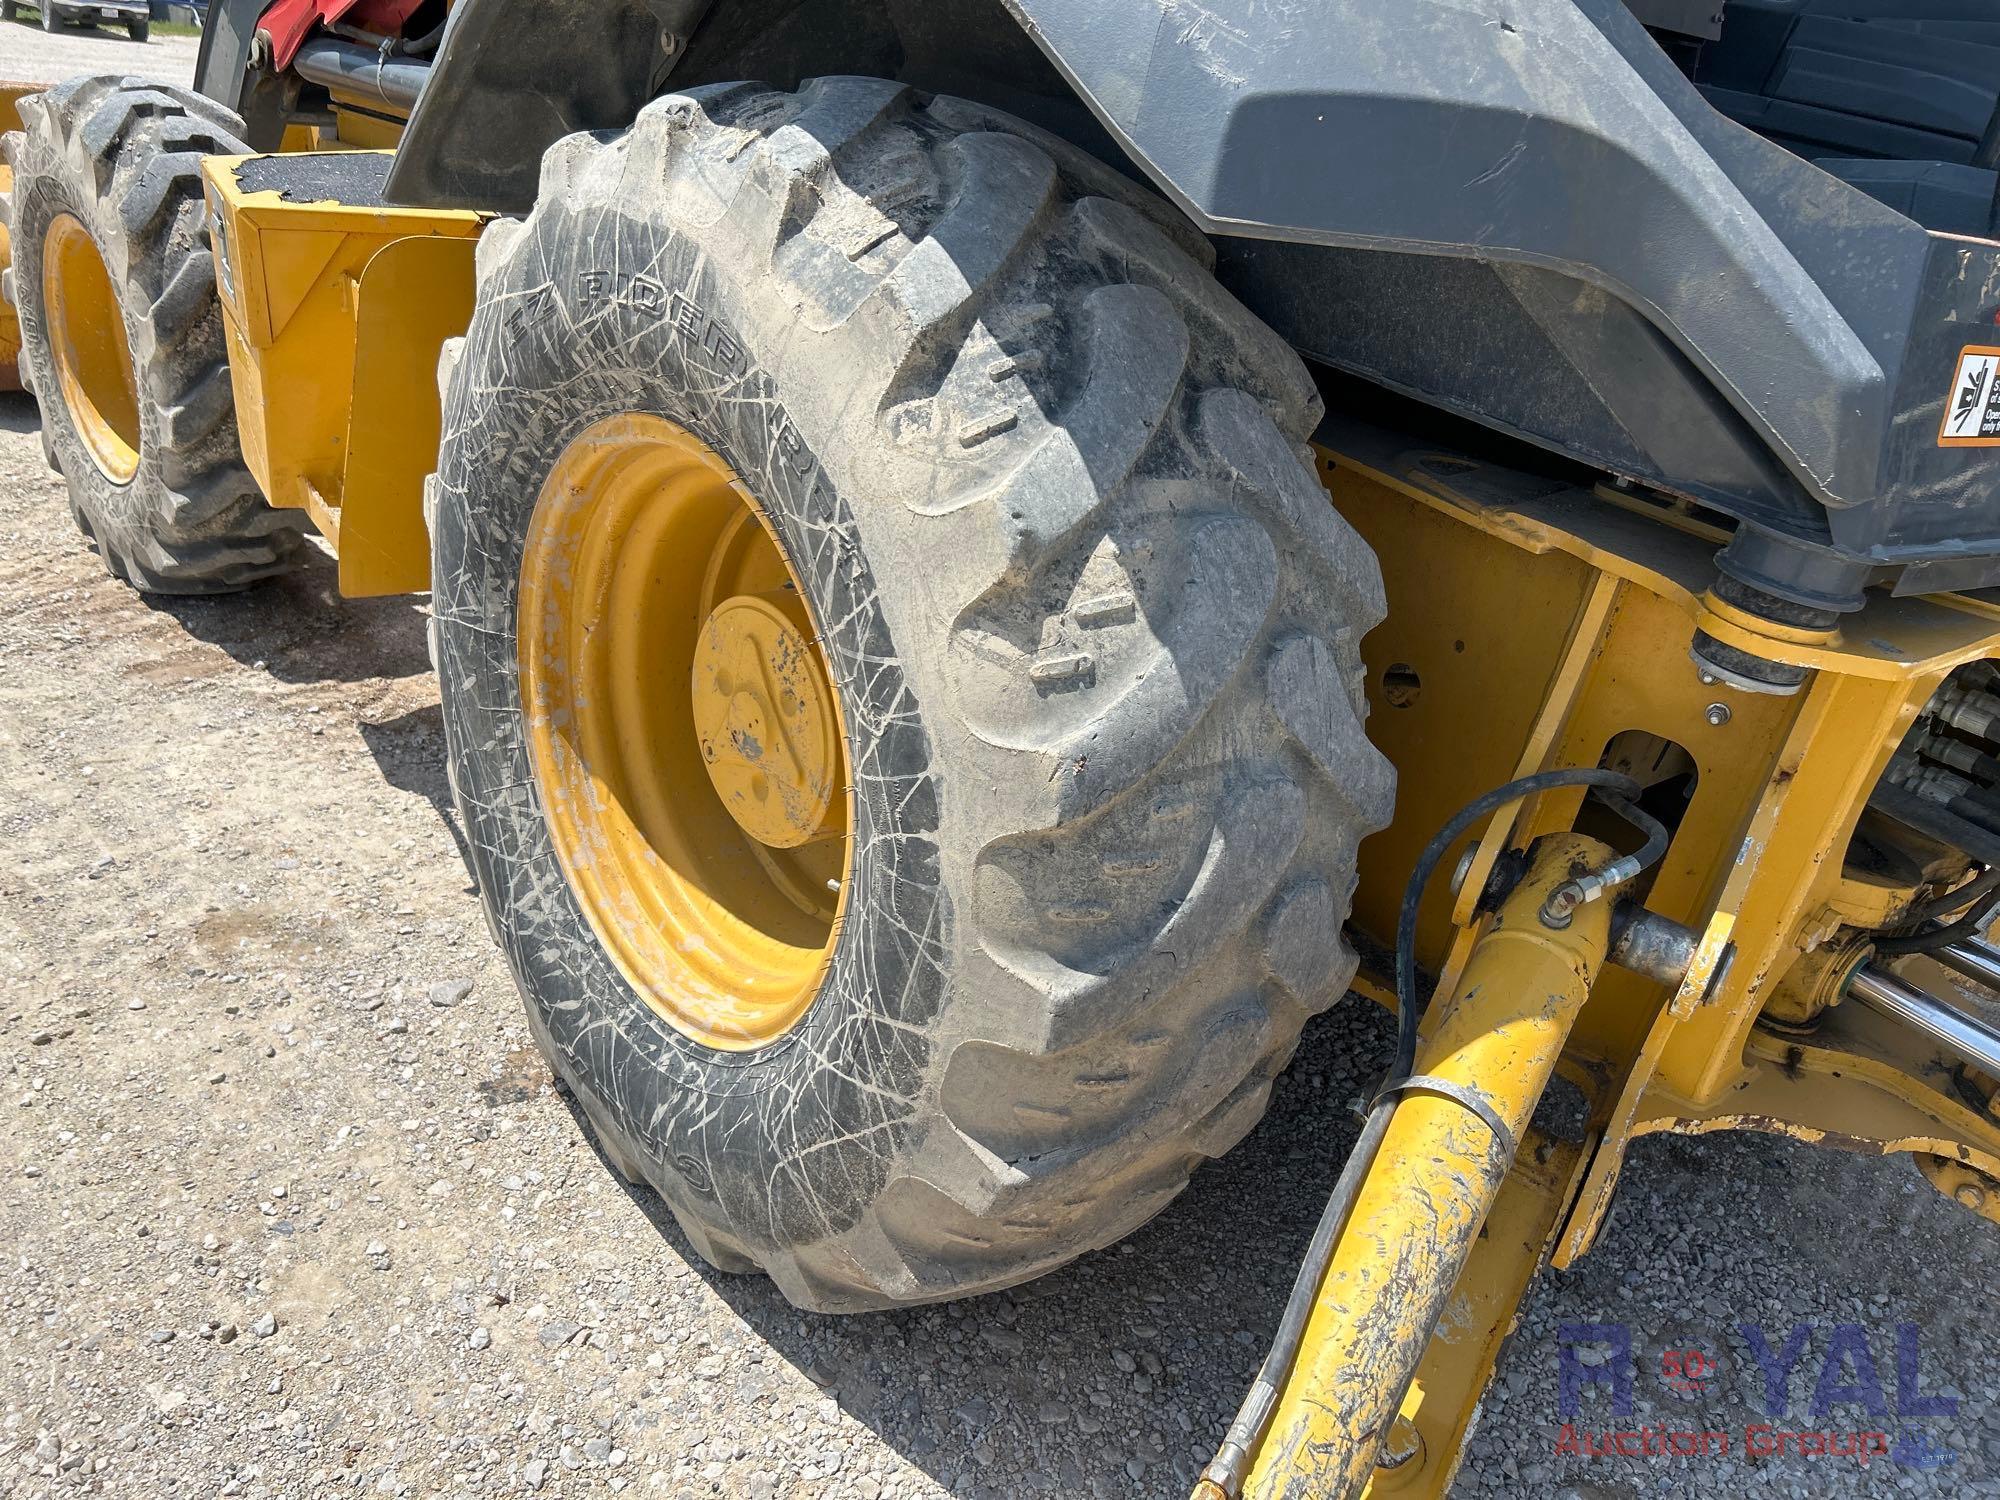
[{"x1": 382, "y1": 0, "x2": 2000, "y2": 590}]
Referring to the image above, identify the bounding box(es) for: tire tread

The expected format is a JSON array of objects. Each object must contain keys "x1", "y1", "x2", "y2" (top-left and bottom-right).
[
  {"x1": 454, "y1": 78, "x2": 1394, "y2": 1309},
  {"x1": 6, "y1": 79, "x2": 304, "y2": 593}
]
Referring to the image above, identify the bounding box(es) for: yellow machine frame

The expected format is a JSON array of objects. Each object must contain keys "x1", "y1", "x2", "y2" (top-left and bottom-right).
[
  {"x1": 1224, "y1": 420, "x2": 2000, "y2": 1498},
  {"x1": 0, "y1": 85, "x2": 397, "y2": 397},
  {"x1": 200, "y1": 151, "x2": 481, "y2": 596}
]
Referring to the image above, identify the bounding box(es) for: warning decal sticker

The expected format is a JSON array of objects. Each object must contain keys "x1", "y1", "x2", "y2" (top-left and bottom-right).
[{"x1": 1940, "y1": 345, "x2": 2000, "y2": 447}]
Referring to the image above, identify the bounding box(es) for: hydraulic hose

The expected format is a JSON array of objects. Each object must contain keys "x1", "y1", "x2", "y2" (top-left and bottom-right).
[
  {"x1": 1935, "y1": 937, "x2": 2000, "y2": 995},
  {"x1": 1200, "y1": 767, "x2": 1654, "y2": 1498},
  {"x1": 398, "y1": 20, "x2": 448, "y2": 56},
  {"x1": 1198, "y1": 1095, "x2": 1398, "y2": 1492},
  {"x1": 1873, "y1": 867, "x2": 2000, "y2": 957},
  {"x1": 1876, "y1": 886, "x2": 2000, "y2": 956},
  {"x1": 325, "y1": 18, "x2": 446, "y2": 57},
  {"x1": 1393, "y1": 769, "x2": 1650, "y2": 1078}
]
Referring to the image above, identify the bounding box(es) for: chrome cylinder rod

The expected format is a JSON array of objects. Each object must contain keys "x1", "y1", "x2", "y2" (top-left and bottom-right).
[
  {"x1": 1936, "y1": 939, "x2": 2000, "y2": 994},
  {"x1": 1850, "y1": 965, "x2": 2000, "y2": 1076}
]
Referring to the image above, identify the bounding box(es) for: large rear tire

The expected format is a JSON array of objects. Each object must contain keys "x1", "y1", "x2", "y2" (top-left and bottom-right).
[
  {"x1": 431, "y1": 78, "x2": 1395, "y2": 1311},
  {"x1": 2, "y1": 78, "x2": 303, "y2": 592}
]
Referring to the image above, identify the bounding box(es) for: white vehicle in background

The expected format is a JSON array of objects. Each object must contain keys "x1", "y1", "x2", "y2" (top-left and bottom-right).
[{"x1": 2, "y1": 0, "x2": 151, "y2": 42}]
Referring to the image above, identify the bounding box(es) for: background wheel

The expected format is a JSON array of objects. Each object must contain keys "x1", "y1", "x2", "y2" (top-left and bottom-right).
[
  {"x1": 431, "y1": 78, "x2": 1394, "y2": 1310},
  {"x1": 126, "y1": 18, "x2": 148, "y2": 40},
  {"x1": 1, "y1": 5, "x2": 18, "y2": 23},
  {"x1": 2, "y1": 78, "x2": 304, "y2": 592}
]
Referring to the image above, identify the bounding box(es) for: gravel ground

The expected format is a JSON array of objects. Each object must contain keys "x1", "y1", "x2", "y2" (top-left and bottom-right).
[
  {"x1": 0, "y1": 17, "x2": 200, "y2": 87},
  {"x1": 3, "y1": 34, "x2": 1999, "y2": 1500}
]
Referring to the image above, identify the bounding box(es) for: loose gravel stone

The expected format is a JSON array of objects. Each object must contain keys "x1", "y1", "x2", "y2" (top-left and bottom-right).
[{"x1": 536, "y1": 1318, "x2": 582, "y2": 1348}]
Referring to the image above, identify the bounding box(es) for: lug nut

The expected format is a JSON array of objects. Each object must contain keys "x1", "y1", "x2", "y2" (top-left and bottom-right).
[
  {"x1": 1956, "y1": 1181, "x2": 1988, "y2": 1212},
  {"x1": 1705, "y1": 703, "x2": 1731, "y2": 727}
]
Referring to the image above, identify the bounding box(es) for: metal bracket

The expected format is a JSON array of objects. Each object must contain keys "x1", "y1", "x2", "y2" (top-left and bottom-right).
[{"x1": 1372, "y1": 1075, "x2": 1520, "y2": 1164}]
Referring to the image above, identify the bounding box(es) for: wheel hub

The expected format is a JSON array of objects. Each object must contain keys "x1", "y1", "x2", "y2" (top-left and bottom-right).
[{"x1": 692, "y1": 591, "x2": 842, "y2": 849}]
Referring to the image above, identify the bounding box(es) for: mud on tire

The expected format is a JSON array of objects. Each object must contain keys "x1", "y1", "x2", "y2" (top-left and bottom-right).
[
  {"x1": 431, "y1": 78, "x2": 1395, "y2": 1311},
  {"x1": 2, "y1": 77, "x2": 304, "y2": 593}
]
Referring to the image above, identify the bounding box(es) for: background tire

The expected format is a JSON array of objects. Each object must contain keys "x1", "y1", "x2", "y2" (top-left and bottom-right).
[
  {"x1": 431, "y1": 78, "x2": 1395, "y2": 1311},
  {"x1": 2, "y1": 77, "x2": 304, "y2": 592},
  {"x1": 127, "y1": 18, "x2": 148, "y2": 41},
  {"x1": 40, "y1": 3, "x2": 57, "y2": 29}
]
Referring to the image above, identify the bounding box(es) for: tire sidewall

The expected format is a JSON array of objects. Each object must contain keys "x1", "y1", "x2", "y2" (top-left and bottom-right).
[
  {"x1": 12, "y1": 110, "x2": 165, "y2": 530},
  {"x1": 432, "y1": 201, "x2": 948, "y2": 1254}
]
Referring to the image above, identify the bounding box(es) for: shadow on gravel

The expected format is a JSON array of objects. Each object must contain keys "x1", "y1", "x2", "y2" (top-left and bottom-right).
[
  {"x1": 4, "y1": 388, "x2": 434, "y2": 683},
  {"x1": 358, "y1": 702, "x2": 452, "y2": 811},
  {"x1": 145, "y1": 555, "x2": 436, "y2": 685},
  {"x1": 0, "y1": 390, "x2": 40, "y2": 435},
  {"x1": 570, "y1": 998, "x2": 1393, "y2": 1498},
  {"x1": 359, "y1": 703, "x2": 480, "y2": 890}
]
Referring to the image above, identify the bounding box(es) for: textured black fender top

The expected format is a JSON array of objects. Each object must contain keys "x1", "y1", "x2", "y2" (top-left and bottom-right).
[{"x1": 325, "y1": 0, "x2": 2000, "y2": 585}]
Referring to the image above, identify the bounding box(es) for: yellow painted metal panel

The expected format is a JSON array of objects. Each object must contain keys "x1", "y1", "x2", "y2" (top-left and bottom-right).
[
  {"x1": 1328, "y1": 454, "x2": 1596, "y2": 975},
  {"x1": 200, "y1": 150, "x2": 483, "y2": 590},
  {"x1": 331, "y1": 105, "x2": 407, "y2": 150},
  {"x1": 1296, "y1": 427, "x2": 2000, "y2": 1493},
  {"x1": 337, "y1": 234, "x2": 476, "y2": 597},
  {"x1": 247, "y1": 225, "x2": 349, "y2": 349},
  {"x1": 278, "y1": 123, "x2": 330, "y2": 152}
]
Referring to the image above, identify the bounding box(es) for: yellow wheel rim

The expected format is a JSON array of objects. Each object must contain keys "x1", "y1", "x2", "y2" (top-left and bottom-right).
[
  {"x1": 519, "y1": 414, "x2": 852, "y2": 1051},
  {"x1": 41, "y1": 214, "x2": 140, "y2": 485}
]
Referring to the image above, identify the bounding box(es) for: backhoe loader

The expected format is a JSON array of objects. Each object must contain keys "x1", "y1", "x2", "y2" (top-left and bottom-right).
[{"x1": 8, "y1": 2, "x2": 2000, "y2": 1493}]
